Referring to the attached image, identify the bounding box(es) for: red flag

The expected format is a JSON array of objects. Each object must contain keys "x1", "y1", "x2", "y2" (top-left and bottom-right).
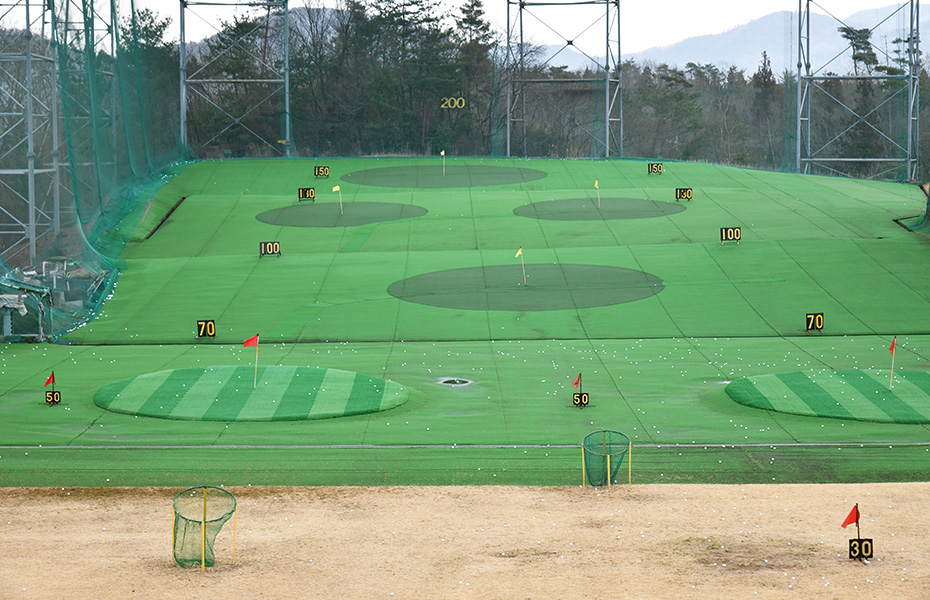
[
  {"x1": 890, "y1": 336, "x2": 896, "y2": 355},
  {"x1": 44, "y1": 372, "x2": 55, "y2": 387},
  {"x1": 243, "y1": 334, "x2": 259, "y2": 347},
  {"x1": 841, "y1": 505, "x2": 859, "y2": 529},
  {"x1": 572, "y1": 373, "x2": 581, "y2": 389}
]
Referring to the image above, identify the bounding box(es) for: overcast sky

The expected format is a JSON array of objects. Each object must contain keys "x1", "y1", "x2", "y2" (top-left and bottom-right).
[{"x1": 135, "y1": 1, "x2": 906, "y2": 54}]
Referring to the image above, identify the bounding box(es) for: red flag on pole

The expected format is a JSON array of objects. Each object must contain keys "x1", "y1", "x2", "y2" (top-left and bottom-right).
[
  {"x1": 841, "y1": 505, "x2": 859, "y2": 529},
  {"x1": 44, "y1": 372, "x2": 55, "y2": 387},
  {"x1": 572, "y1": 373, "x2": 581, "y2": 389},
  {"x1": 889, "y1": 336, "x2": 896, "y2": 355},
  {"x1": 244, "y1": 334, "x2": 259, "y2": 347}
]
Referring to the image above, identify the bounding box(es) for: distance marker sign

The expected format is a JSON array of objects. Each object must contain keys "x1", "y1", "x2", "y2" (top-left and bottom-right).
[
  {"x1": 298, "y1": 188, "x2": 315, "y2": 202},
  {"x1": 849, "y1": 538, "x2": 873, "y2": 559},
  {"x1": 572, "y1": 392, "x2": 590, "y2": 407},
  {"x1": 196, "y1": 319, "x2": 216, "y2": 338},
  {"x1": 675, "y1": 188, "x2": 692, "y2": 201},
  {"x1": 720, "y1": 227, "x2": 741, "y2": 245},
  {"x1": 314, "y1": 166, "x2": 329, "y2": 178},
  {"x1": 806, "y1": 312, "x2": 824, "y2": 332},
  {"x1": 260, "y1": 241, "x2": 281, "y2": 257},
  {"x1": 45, "y1": 390, "x2": 61, "y2": 405},
  {"x1": 648, "y1": 163, "x2": 663, "y2": 174}
]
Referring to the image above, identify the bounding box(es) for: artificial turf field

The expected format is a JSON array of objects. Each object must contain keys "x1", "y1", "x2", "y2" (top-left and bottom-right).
[{"x1": 2, "y1": 156, "x2": 930, "y2": 486}]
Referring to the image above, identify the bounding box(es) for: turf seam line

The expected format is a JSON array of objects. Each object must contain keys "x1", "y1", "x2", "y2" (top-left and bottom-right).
[{"x1": 4, "y1": 442, "x2": 930, "y2": 450}]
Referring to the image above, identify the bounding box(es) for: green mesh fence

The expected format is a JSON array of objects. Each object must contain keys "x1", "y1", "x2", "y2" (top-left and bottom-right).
[
  {"x1": 173, "y1": 486, "x2": 236, "y2": 569},
  {"x1": 582, "y1": 430, "x2": 630, "y2": 488},
  {"x1": 0, "y1": 1, "x2": 181, "y2": 340}
]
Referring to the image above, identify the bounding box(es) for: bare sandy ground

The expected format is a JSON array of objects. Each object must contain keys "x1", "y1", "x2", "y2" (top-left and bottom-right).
[{"x1": 1, "y1": 483, "x2": 928, "y2": 599}]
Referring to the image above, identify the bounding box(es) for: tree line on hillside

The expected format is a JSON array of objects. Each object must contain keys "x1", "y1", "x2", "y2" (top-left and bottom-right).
[{"x1": 2, "y1": 0, "x2": 928, "y2": 180}]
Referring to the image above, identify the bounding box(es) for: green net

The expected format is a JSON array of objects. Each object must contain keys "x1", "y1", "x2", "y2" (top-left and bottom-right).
[
  {"x1": 0, "y1": 2, "x2": 181, "y2": 341},
  {"x1": 173, "y1": 486, "x2": 236, "y2": 568},
  {"x1": 582, "y1": 430, "x2": 630, "y2": 488}
]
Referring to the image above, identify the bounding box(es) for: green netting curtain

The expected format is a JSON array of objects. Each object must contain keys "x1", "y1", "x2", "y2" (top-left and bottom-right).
[{"x1": 0, "y1": 1, "x2": 182, "y2": 340}]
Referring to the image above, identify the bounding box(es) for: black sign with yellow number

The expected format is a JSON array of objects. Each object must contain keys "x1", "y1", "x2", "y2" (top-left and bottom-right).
[
  {"x1": 648, "y1": 163, "x2": 663, "y2": 174},
  {"x1": 572, "y1": 392, "x2": 589, "y2": 408},
  {"x1": 196, "y1": 319, "x2": 216, "y2": 338},
  {"x1": 849, "y1": 538, "x2": 873, "y2": 559},
  {"x1": 806, "y1": 312, "x2": 824, "y2": 332},
  {"x1": 45, "y1": 390, "x2": 61, "y2": 405},
  {"x1": 314, "y1": 166, "x2": 330, "y2": 178},
  {"x1": 260, "y1": 241, "x2": 281, "y2": 257},
  {"x1": 298, "y1": 187, "x2": 315, "y2": 201},
  {"x1": 675, "y1": 187, "x2": 692, "y2": 201},
  {"x1": 720, "y1": 227, "x2": 741, "y2": 245}
]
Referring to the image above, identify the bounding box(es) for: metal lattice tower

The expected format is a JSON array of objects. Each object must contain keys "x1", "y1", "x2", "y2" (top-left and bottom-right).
[
  {"x1": 180, "y1": 0, "x2": 292, "y2": 158},
  {"x1": 796, "y1": 1, "x2": 919, "y2": 180},
  {"x1": 505, "y1": 0, "x2": 621, "y2": 158},
  {"x1": 0, "y1": 0, "x2": 61, "y2": 266}
]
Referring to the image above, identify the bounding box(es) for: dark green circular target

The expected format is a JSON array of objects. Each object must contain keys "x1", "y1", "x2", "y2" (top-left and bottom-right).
[
  {"x1": 388, "y1": 264, "x2": 664, "y2": 311},
  {"x1": 514, "y1": 197, "x2": 687, "y2": 221},
  {"x1": 341, "y1": 165, "x2": 547, "y2": 188},
  {"x1": 256, "y1": 202, "x2": 427, "y2": 227}
]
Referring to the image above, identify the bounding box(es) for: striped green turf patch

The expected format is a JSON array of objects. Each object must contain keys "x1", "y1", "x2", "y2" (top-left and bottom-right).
[
  {"x1": 94, "y1": 366, "x2": 408, "y2": 421},
  {"x1": 726, "y1": 369, "x2": 930, "y2": 424}
]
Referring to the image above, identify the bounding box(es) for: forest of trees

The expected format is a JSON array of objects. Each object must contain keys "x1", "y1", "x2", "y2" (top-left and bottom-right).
[{"x1": 4, "y1": 0, "x2": 930, "y2": 179}]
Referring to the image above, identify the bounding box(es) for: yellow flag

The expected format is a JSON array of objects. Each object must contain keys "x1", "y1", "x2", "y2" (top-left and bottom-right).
[
  {"x1": 594, "y1": 179, "x2": 599, "y2": 189},
  {"x1": 332, "y1": 185, "x2": 341, "y2": 192},
  {"x1": 441, "y1": 150, "x2": 445, "y2": 156},
  {"x1": 515, "y1": 247, "x2": 523, "y2": 258}
]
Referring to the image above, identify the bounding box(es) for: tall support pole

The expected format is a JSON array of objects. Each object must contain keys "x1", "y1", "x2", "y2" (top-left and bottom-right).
[
  {"x1": 906, "y1": 0, "x2": 919, "y2": 180},
  {"x1": 179, "y1": 0, "x2": 188, "y2": 153},
  {"x1": 614, "y1": 0, "x2": 622, "y2": 157},
  {"x1": 796, "y1": 0, "x2": 809, "y2": 174},
  {"x1": 50, "y1": 0, "x2": 61, "y2": 236},
  {"x1": 519, "y1": 5, "x2": 526, "y2": 157},
  {"x1": 282, "y1": 0, "x2": 291, "y2": 157},
  {"x1": 25, "y1": 0, "x2": 37, "y2": 263},
  {"x1": 604, "y1": 0, "x2": 609, "y2": 157},
  {"x1": 505, "y1": 0, "x2": 511, "y2": 157}
]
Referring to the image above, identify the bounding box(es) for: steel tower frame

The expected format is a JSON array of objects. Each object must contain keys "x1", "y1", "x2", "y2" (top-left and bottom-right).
[
  {"x1": 179, "y1": 0, "x2": 292, "y2": 158},
  {"x1": 0, "y1": 0, "x2": 62, "y2": 266},
  {"x1": 797, "y1": 0, "x2": 919, "y2": 179},
  {"x1": 505, "y1": 0, "x2": 621, "y2": 158}
]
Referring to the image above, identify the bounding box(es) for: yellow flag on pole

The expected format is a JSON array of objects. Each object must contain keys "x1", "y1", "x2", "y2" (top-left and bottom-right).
[
  {"x1": 515, "y1": 247, "x2": 523, "y2": 258},
  {"x1": 441, "y1": 150, "x2": 445, "y2": 156},
  {"x1": 332, "y1": 185, "x2": 340, "y2": 192},
  {"x1": 594, "y1": 179, "x2": 599, "y2": 189}
]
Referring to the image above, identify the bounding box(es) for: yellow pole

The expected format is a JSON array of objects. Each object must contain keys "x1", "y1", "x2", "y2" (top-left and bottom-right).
[
  {"x1": 628, "y1": 441, "x2": 632, "y2": 489},
  {"x1": 171, "y1": 506, "x2": 176, "y2": 563},
  {"x1": 581, "y1": 445, "x2": 586, "y2": 488},
  {"x1": 607, "y1": 454, "x2": 610, "y2": 494},
  {"x1": 201, "y1": 488, "x2": 206, "y2": 571},
  {"x1": 233, "y1": 507, "x2": 237, "y2": 565}
]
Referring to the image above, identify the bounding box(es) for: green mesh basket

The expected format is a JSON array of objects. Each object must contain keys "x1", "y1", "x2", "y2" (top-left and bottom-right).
[
  {"x1": 582, "y1": 430, "x2": 630, "y2": 487},
  {"x1": 172, "y1": 486, "x2": 236, "y2": 568}
]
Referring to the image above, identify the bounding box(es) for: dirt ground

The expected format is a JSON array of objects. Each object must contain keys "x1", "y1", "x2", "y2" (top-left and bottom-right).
[{"x1": 1, "y1": 483, "x2": 928, "y2": 599}]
